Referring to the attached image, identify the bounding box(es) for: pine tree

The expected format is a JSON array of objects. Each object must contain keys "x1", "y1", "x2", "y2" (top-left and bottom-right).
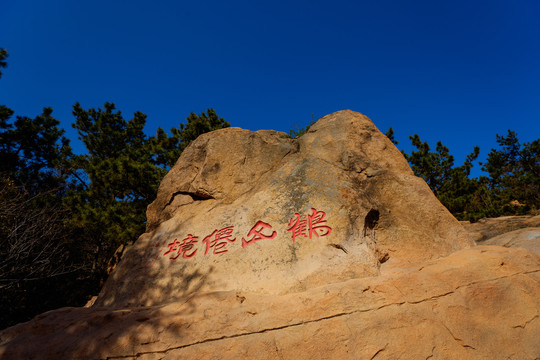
[
  {"x1": 0, "y1": 106, "x2": 78, "y2": 329},
  {"x1": 68, "y1": 104, "x2": 230, "y2": 285},
  {"x1": 150, "y1": 108, "x2": 230, "y2": 168},
  {"x1": 482, "y1": 131, "x2": 540, "y2": 212},
  {"x1": 404, "y1": 134, "x2": 455, "y2": 196},
  {"x1": 384, "y1": 127, "x2": 399, "y2": 145},
  {"x1": 0, "y1": 48, "x2": 8, "y2": 79}
]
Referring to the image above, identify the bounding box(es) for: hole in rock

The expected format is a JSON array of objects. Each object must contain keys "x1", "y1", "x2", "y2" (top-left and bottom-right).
[
  {"x1": 188, "y1": 191, "x2": 214, "y2": 201},
  {"x1": 363, "y1": 209, "x2": 380, "y2": 237},
  {"x1": 378, "y1": 252, "x2": 390, "y2": 264},
  {"x1": 166, "y1": 190, "x2": 215, "y2": 207}
]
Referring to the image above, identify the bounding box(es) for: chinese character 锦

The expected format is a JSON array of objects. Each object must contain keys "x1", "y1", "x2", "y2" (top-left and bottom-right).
[
  {"x1": 287, "y1": 208, "x2": 332, "y2": 242},
  {"x1": 286, "y1": 213, "x2": 307, "y2": 242}
]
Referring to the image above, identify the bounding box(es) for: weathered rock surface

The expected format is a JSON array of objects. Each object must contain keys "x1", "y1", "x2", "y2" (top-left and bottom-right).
[
  {"x1": 1, "y1": 246, "x2": 538, "y2": 359},
  {"x1": 462, "y1": 215, "x2": 540, "y2": 243},
  {"x1": 483, "y1": 227, "x2": 540, "y2": 256},
  {"x1": 461, "y1": 214, "x2": 540, "y2": 256},
  {"x1": 97, "y1": 110, "x2": 473, "y2": 308},
  {"x1": 1, "y1": 110, "x2": 539, "y2": 360}
]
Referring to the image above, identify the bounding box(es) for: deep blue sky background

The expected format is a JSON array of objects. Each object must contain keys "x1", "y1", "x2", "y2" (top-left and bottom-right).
[{"x1": 1, "y1": 0, "x2": 539, "y2": 176}]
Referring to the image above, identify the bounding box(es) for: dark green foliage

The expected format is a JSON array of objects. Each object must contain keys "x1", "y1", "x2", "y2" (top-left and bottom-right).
[
  {"x1": 67, "y1": 104, "x2": 230, "y2": 292},
  {"x1": 402, "y1": 130, "x2": 539, "y2": 221},
  {"x1": 152, "y1": 108, "x2": 230, "y2": 167},
  {"x1": 404, "y1": 135, "x2": 455, "y2": 196},
  {"x1": 288, "y1": 113, "x2": 318, "y2": 138},
  {"x1": 520, "y1": 139, "x2": 540, "y2": 204},
  {"x1": 384, "y1": 127, "x2": 399, "y2": 145},
  {"x1": 176, "y1": 109, "x2": 230, "y2": 150},
  {"x1": 0, "y1": 108, "x2": 80, "y2": 329},
  {"x1": 67, "y1": 103, "x2": 164, "y2": 288},
  {"x1": 0, "y1": 48, "x2": 8, "y2": 79},
  {"x1": 481, "y1": 131, "x2": 540, "y2": 213},
  {"x1": 0, "y1": 107, "x2": 72, "y2": 205},
  {"x1": 404, "y1": 133, "x2": 504, "y2": 221},
  {"x1": 0, "y1": 97, "x2": 228, "y2": 328},
  {"x1": 0, "y1": 108, "x2": 72, "y2": 195},
  {"x1": 0, "y1": 106, "x2": 15, "y2": 160}
]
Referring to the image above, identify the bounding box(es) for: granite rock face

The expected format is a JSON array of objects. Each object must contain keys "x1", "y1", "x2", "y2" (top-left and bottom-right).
[
  {"x1": 96, "y1": 110, "x2": 473, "y2": 308},
  {"x1": 1, "y1": 110, "x2": 538, "y2": 360},
  {"x1": 462, "y1": 214, "x2": 540, "y2": 243},
  {"x1": 1, "y1": 246, "x2": 538, "y2": 359},
  {"x1": 483, "y1": 227, "x2": 540, "y2": 256},
  {"x1": 462, "y1": 215, "x2": 540, "y2": 256}
]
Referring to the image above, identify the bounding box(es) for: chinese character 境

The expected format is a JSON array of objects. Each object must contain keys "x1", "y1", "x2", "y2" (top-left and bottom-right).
[{"x1": 163, "y1": 234, "x2": 198, "y2": 260}]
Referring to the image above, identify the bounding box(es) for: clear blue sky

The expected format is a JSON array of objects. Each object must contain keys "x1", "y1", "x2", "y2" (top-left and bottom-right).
[{"x1": 1, "y1": 0, "x2": 539, "y2": 176}]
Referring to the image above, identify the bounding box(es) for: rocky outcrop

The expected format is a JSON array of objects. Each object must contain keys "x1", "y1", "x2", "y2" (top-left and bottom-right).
[
  {"x1": 461, "y1": 214, "x2": 540, "y2": 256},
  {"x1": 1, "y1": 246, "x2": 538, "y2": 359},
  {"x1": 482, "y1": 227, "x2": 540, "y2": 256},
  {"x1": 1, "y1": 110, "x2": 538, "y2": 360},
  {"x1": 96, "y1": 110, "x2": 473, "y2": 308},
  {"x1": 462, "y1": 215, "x2": 540, "y2": 243}
]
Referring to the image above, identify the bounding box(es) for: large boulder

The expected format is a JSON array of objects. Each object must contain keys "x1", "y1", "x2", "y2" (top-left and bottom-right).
[
  {"x1": 96, "y1": 110, "x2": 473, "y2": 307},
  {"x1": 2, "y1": 110, "x2": 538, "y2": 360}
]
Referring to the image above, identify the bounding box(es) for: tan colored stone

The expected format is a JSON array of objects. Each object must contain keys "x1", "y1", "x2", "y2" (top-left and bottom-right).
[
  {"x1": 3, "y1": 111, "x2": 537, "y2": 359},
  {"x1": 96, "y1": 110, "x2": 473, "y2": 308},
  {"x1": 483, "y1": 227, "x2": 540, "y2": 256},
  {"x1": 462, "y1": 214, "x2": 540, "y2": 243},
  {"x1": 1, "y1": 246, "x2": 538, "y2": 359}
]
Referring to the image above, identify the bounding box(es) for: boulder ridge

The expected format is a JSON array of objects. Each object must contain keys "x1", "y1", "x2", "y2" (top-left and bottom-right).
[{"x1": 97, "y1": 110, "x2": 473, "y2": 307}]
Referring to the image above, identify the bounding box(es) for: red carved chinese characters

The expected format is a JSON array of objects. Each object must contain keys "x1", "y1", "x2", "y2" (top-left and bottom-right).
[
  {"x1": 287, "y1": 208, "x2": 332, "y2": 242},
  {"x1": 242, "y1": 220, "x2": 277, "y2": 248},
  {"x1": 159, "y1": 207, "x2": 332, "y2": 260},
  {"x1": 202, "y1": 226, "x2": 236, "y2": 255},
  {"x1": 308, "y1": 208, "x2": 332, "y2": 238},
  {"x1": 286, "y1": 213, "x2": 308, "y2": 242},
  {"x1": 163, "y1": 234, "x2": 198, "y2": 260}
]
